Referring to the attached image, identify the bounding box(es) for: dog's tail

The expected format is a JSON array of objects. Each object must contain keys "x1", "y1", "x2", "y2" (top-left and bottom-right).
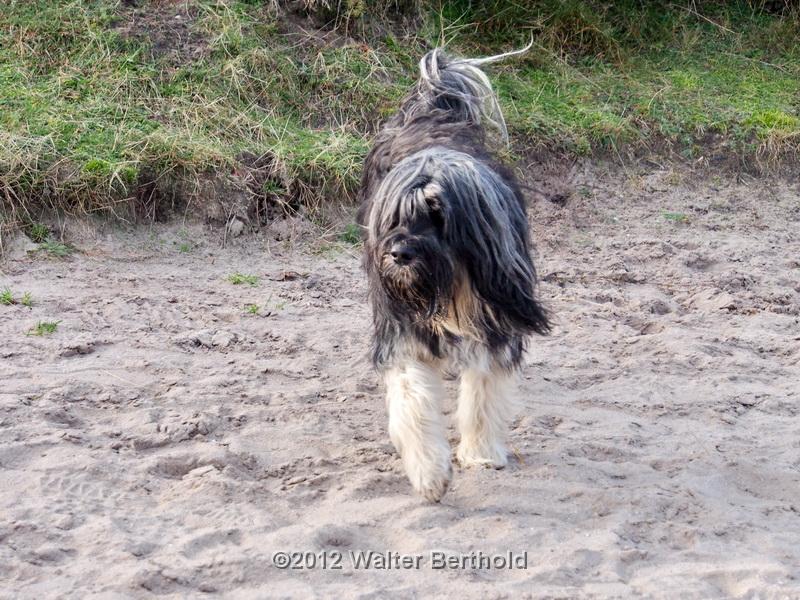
[{"x1": 417, "y1": 41, "x2": 532, "y2": 144}]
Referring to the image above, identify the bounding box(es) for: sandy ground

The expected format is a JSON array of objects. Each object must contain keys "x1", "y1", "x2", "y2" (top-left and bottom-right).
[{"x1": 1, "y1": 164, "x2": 799, "y2": 599}]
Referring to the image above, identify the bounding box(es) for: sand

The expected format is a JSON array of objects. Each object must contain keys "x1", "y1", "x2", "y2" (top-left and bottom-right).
[{"x1": 1, "y1": 164, "x2": 799, "y2": 598}]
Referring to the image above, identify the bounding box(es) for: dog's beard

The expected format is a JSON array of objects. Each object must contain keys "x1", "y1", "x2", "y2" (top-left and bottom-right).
[{"x1": 378, "y1": 248, "x2": 453, "y2": 321}]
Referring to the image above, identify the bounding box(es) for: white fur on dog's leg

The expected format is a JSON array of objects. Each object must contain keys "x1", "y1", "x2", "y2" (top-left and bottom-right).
[
  {"x1": 456, "y1": 362, "x2": 517, "y2": 469},
  {"x1": 385, "y1": 363, "x2": 452, "y2": 502}
]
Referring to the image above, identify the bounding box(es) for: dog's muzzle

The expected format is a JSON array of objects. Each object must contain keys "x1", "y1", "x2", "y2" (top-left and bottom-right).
[
  {"x1": 389, "y1": 240, "x2": 417, "y2": 266},
  {"x1": 376, "y1": 237, "x2": 453, "y2": 321}
]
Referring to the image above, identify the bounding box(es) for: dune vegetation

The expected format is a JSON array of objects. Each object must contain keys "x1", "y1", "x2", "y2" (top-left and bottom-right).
[{"x1": 1, "y1": 0, "x2": 798, "y2": 237}]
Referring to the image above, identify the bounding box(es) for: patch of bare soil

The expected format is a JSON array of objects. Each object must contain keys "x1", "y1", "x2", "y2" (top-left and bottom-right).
[
  {"x1": 1, "y1": 164, "x2": 799, "y2": 598},
  {"x1": 113, "y1": 0, "x2": 208, "y2": 66}
]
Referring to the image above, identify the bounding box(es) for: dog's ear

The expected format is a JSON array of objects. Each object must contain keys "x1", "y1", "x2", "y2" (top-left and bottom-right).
[
  {"x1": 442, "y1": 167, "x2": 550, "y2": 337},
  {"x1": 472, "y1": 251, "x2": 550, "y2": 337},
  {"x1": 420, "y1": 183, "x2": 445, "y2": 228},
  {"x1": 461, "y1": 234, "x2": 549, "y2": 336},
  {"x1": 424, "y1": 192, "x2": 441, "y2": 212}
]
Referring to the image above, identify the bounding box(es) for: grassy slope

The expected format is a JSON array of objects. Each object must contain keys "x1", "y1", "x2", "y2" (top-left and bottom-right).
[
  {"x1": 449, "y1": 1, "x2": 800, "y2": 160},
  {"x1": 0, "y1": 0, "x2": 798, "y2": 230}
]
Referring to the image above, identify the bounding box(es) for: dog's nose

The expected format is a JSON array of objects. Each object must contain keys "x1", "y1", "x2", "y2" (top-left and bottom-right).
[{"x1": 390, "y1": 243, "x2": 416, "y2": 265}]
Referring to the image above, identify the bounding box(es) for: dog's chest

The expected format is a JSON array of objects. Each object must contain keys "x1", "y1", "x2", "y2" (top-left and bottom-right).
[{"x1": 434, "y1": 283, "x2": 482, "y2": 341}]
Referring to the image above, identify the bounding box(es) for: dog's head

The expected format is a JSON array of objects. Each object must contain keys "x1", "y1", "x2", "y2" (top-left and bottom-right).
[
  {"x1": 366, "y1": 174, "x2": 454, "y2": 320},
  {"x1": 363, "y1": 147, "x2": 549, "y2": 337}
]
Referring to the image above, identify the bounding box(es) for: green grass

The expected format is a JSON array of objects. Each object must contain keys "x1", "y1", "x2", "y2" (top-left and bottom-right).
[
  {"x1": 244, "y1": 303, "x2": 260, "y2": 315},
  {"x1": 27, "y1": 222, "x2": 49, "y2": 243},
  {"x1": 0, "y1": 0, "x2": 405, "y2": 229},
  {"x1": 439, "y1": 1, "x2": 800, "y2": 161},
  {"x1": 1, "y1": 1, "x2": 798, "y2": 232},
  {"x1": 339, "y1": 223, "x2": 362, "y2": 245},
  {"x1": 227, "y1": 272, "x2": 259, "y2": 286},
  {"x1": 28, "y1": 320, "x2": 60, "y2": 336},
  {"x1": 38, "y1": 240, "x2": 73, "y2": 257},
  {"x1": 663, "y1": 211, "x2": 690, "y2": 224},
  {"x1": 0, "y1": 288, "x2": 34, "y2": 305}
]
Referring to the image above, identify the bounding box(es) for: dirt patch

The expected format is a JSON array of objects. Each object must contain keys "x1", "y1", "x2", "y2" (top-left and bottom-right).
[
  {"x1": 1, "y1": 164, "x2": 799, "y2": 597},
  {"x1": 113, "y1": 0, "x2": 209, "y2": 66}
]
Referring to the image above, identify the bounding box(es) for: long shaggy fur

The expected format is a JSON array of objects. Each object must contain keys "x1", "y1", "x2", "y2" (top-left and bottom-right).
[{"x1": 358, "y1": 46, "x2": 549, "y2": 501}]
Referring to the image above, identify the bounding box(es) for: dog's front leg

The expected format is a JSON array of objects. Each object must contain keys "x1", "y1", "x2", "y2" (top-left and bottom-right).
[
  {"x1": 456, "y1": 356, "x2": 517, "y2": 469},
  {"x1": 385, "y1": 361, "x2": 452, "y2": 502}
]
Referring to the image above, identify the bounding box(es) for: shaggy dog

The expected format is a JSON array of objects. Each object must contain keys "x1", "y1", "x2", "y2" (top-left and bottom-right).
[{"x1": 357, "y1": 46, "x2": 549, "y2": 501}]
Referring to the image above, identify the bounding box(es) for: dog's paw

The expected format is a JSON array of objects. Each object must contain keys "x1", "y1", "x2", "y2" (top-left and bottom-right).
[
  {"x1": 404, "y1": 453, "x2": 453, "y2": 502},
  {"x1": 413, "y1": 461, "x2": 453, "y2": 503},
  {"x1": 456, "y1": 440, "x2": 508, "y2": 469}
]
